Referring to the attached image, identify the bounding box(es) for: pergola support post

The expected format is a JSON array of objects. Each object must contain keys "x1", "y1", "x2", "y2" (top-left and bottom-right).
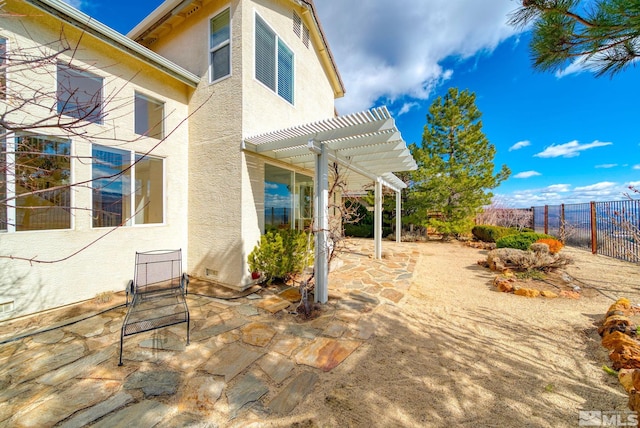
[
  {"x1": 314, "y1": 141, "x2": 329, "y2": 304},
  {"x1": 395, "y1": 190, "x2": 401, "y2": 243},
  {"x1": 374, "y1": 179, "x2": 382, "y2": 259}
]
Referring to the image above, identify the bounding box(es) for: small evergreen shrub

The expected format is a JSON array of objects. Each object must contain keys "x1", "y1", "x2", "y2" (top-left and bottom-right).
[
  {"x1": 344, "y1": 223, "x2": 373, "y2": 238},
  {"x1": 495, "y1": 232, "x2": 554, "y2": 251},
  {"x1": 472, "y1": 225, "x2": 520, "y2": 243},
  {"x1": 535, "y1": 238, "x2": 564, "y2": 254},
  {"x1": 248, "y1": 229, "x2": 313, "y2": 283}
]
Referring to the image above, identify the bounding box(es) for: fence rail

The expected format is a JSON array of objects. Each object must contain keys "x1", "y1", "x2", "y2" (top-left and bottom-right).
[{"x1": 532, "y1": 200, "x2": 640, "y2": 263}]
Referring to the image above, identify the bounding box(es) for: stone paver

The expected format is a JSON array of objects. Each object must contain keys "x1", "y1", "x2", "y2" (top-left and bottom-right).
[
  {"x1": 31, "y1": 329, "x2": 65, "y2": 344},
  {"x1": 241, "y1": 322, "x2": 276, "y2": 347},
  {"x1": 256, "y1": 296, "x2": 291, "y2": 313},
  {"x1": 0, "y1": 238, "x2": 420, "y2": 424},
  {"x1": 203, "y1": 343, "x2": 265, "y2": 381},
  {"x1": 58, "y1": 391, "x2": 134, "y2": 428},
  {"x1": 226, "y1": 372, "x2": 269, "y2": 419},
  {"x1": 268, "y1": 371, "x2": 319, "y2": 415},
  {"x1": 124, "y1": 370, "x2": 181, "y2": 397},
  {"x1": 295, "y1": 337, "x2": 362, "y2": 372},
  {"x1": 179, "y1": 376, "x2": 225, "y2": 412},
  {"x1": 91, "y1": 400, "x2": 173, "y2": 428},
  {"x1": 258, "y1": 352, "x2": 294, "y2": 384},
  {"x1": 10, "y1": 379, "x2": 120, "y2": 427}
]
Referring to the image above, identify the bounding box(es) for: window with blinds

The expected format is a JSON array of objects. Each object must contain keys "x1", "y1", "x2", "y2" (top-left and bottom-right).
[
  {"x1": 209, "y1": 8, "x2": 231, "y2": 83},
  {"x1": 255, "y1": 14, "x2": 294, "y2": 104}
]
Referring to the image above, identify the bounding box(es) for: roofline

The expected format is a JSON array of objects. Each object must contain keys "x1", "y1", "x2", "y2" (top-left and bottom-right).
[{"x1": 24, "y1": 0, "x2": 200, "y2": 87}]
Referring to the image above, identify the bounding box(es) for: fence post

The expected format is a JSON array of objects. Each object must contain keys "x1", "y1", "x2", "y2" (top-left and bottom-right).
[
  {"x1": 530, "y1": 206, "x2": 535, "y2": 231},
  {"x1": 590, "y1": 201, "x2": 597, "y2": 254},
  {"x1": 560, "y1": 204, "x2": 565, "y2": 243},
  {"x1": 544, "y1": 205, "x2": 549, "y2": 235}
]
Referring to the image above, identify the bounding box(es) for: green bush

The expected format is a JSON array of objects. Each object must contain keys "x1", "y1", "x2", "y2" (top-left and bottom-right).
[
  {"x1": 344, "y1": 223, "x2": 373, "y2": 238},
  {"x1": 248, "y1": 229, "x2": 313, "y2": 283},
  {"x1": 472, "y1": 225, "x2": 520, "y2": 243},
  {"x1": 496, "y1": 232, "x2": 554, "y2": 251}
]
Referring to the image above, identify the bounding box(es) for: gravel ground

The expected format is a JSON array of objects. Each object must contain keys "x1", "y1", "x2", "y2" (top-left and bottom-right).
[{"x1": 270, "y1": 241, "x2": 640, "y2": 427}]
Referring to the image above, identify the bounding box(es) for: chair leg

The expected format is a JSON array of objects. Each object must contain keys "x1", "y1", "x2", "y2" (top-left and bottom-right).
[
  {"x1": 118, "y1": 328, "x2": 125, "y2": 366},
  {"x1": 186, "y1": 312, "x2": 190, "y2": 346}
]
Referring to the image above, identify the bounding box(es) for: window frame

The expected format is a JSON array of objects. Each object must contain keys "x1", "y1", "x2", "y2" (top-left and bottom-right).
[
  {"x1": 91, "y1": 144, "x2": 165, "y2": 228},
  {"x1": 254, "y1": 12, "x2": 295, "y2": 105},
  {"x1": 209, "y1": 7, "x2": 232, "y2": 84},
  {"x1": 263, "y1": 162, "x2": 312, "y2": 233},
  {"x1": 134, "y1": 92, "x2": 165, "y2": 140},
  {"x1": 56, "y1": 63, "x2": 104, "y2": 125}
]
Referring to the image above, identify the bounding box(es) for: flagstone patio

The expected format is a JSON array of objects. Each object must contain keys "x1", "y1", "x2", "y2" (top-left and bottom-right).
[{"x1": 0, "y1": 238, "x2": 420, "y2": 426}]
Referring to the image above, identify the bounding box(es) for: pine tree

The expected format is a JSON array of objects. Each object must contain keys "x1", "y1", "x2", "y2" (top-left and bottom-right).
[
  {"x1": 408, "y1": 88, "x2": 510, "y2": 238},
  {"x1": 509, "y1": 0, "x2": 640, "y2": 76}
]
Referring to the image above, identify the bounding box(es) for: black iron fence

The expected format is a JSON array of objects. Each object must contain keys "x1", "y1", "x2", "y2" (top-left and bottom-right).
[{"x1": 532, "y1": 200, "x2": 640, "y2": 263}]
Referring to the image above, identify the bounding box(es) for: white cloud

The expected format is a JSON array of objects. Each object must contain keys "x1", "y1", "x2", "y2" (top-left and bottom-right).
[
  {"x1": 633, "y1": 164, "x2": 640, "y2": 170},
  {"x1": 398, "y1": 102, "x2": 420, "y2": 116},
  {"x1": 544, "y1": 184, "x2": 571, "y2": 193},
  {"x1": 627, "y1": 181, "x2": 640, "y2": 187},
  {"x1": 573, "y1": 182, "x2": 617, "y2": 192},
  {"x1": 509, "y1": 140, "x2": 530, "y2": 151},
  {"x1": 314, "y1": 1, "x2": 522, "y2": 113},
  {"x1": 534, "y1": 140, "x2": 612, "y2": 158},
  {"x1": 554, "y1": 57, "x2": 593, "y2": 78},
  {"x1": 513, "y1": 170, "x2": 541, "y2": 179},
  {"x1": 595, "y1": 164, "x2": 618, "y2": 169}
]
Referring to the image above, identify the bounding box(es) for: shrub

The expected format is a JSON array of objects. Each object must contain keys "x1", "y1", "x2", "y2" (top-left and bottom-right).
[
  {"x1": 248, "y1": 229, "x2": 313, "y2": 284},
  {"x1": 496, "y1": 232, "x2": 554, "y2": 251},
  {"x1": 535, "y1": 238, "x2": 564, "y2": 254},
  {"x1": 472, "y1": 225, "x2": 520, "y2": 243},
  {"x1": 344, "y1": 223, "x2": 373, "y2": 238}
]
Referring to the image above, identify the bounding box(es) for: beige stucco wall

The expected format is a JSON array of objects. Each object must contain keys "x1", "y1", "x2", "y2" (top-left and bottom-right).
[
  {"x1": 0, "y1": 1, "x2": 191, "y2": 320},
  {"x1": 137, "y1": 0, "x2": 338, "y2": 287},
  {"x1": 240, "y1": 0, "x2": 337, "y2": 280}
]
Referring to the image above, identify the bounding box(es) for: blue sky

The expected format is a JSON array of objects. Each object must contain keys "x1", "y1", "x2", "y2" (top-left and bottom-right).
[{"x1": 69, "y1": 0, "x2": 639, "y2": 208}]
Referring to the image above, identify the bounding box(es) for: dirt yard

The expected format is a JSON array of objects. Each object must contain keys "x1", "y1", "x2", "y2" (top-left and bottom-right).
[{"x1": 273, "y1": 241, "x2": 640, "y2": 427}]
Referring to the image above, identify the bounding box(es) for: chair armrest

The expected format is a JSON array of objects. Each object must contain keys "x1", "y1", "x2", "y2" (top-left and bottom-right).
[
  {"x1": 181, "y1": 273, "x2": 189, "y2": 295},
  {"x1": 126, "y1": 280, "x2": 134, "y2": 306}
]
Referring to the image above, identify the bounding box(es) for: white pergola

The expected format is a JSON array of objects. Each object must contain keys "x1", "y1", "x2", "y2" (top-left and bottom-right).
[{"x1": 243, "y1": 106, "x2": 417, "y2": 303}]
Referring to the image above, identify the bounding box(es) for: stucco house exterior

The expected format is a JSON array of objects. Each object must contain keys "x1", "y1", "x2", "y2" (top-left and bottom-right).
[{"x1": 0, "y1": 0, "x2": 415, "y2": 321}]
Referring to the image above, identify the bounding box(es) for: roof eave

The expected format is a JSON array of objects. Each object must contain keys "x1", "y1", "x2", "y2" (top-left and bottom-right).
[{"x1": 25, "y1": 0, "x2": 200, "y2": 88}]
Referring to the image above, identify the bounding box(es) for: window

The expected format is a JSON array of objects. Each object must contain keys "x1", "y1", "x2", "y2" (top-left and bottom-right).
[
  {"x1": 0, "y1": 38, "x2": 6, "y2": 99},
  {"x1": 264, "y1": 164, "x2": 312, "y2": 232},
  {"x1": 15, "y1": 134, "x2": 71, "y2": 231},
  {"x1": 255, "y1": 14, "x2": 295, "y2": 104},
  {"x1": 57, "y1": 63, "x2": 103, "y2": 124},
  {"x1": 92, "y1": 145, "x2": 163, "y2": 227},
  {"x1": 209, "y1": 8, "x2": 231, "y2": 82},
  {"x1": 135, "y1": 93, "x2": 164, "y2": 139}
]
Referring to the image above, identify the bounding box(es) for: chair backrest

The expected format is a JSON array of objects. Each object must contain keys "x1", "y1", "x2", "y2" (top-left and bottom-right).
[{"x1": 133, "y1": 249, "x2": 182, "y2": 295}]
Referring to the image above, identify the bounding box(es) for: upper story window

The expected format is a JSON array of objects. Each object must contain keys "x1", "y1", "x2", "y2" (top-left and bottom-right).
[
  {"x1": 209, "y1": 8, "x2": 231, "y2": 83},
  {"x1": 57, "y1": 63, "x2": 103, "y2": 124},
  {"x1": 0, "y1": 38, "x2": 6, "y2": 99},
  {"x1": 255, "y1": 14, "x2": 295, "y2": 104},
  {"x1": 135, "y1": 92, "x2": 164, "y2": 139}
]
